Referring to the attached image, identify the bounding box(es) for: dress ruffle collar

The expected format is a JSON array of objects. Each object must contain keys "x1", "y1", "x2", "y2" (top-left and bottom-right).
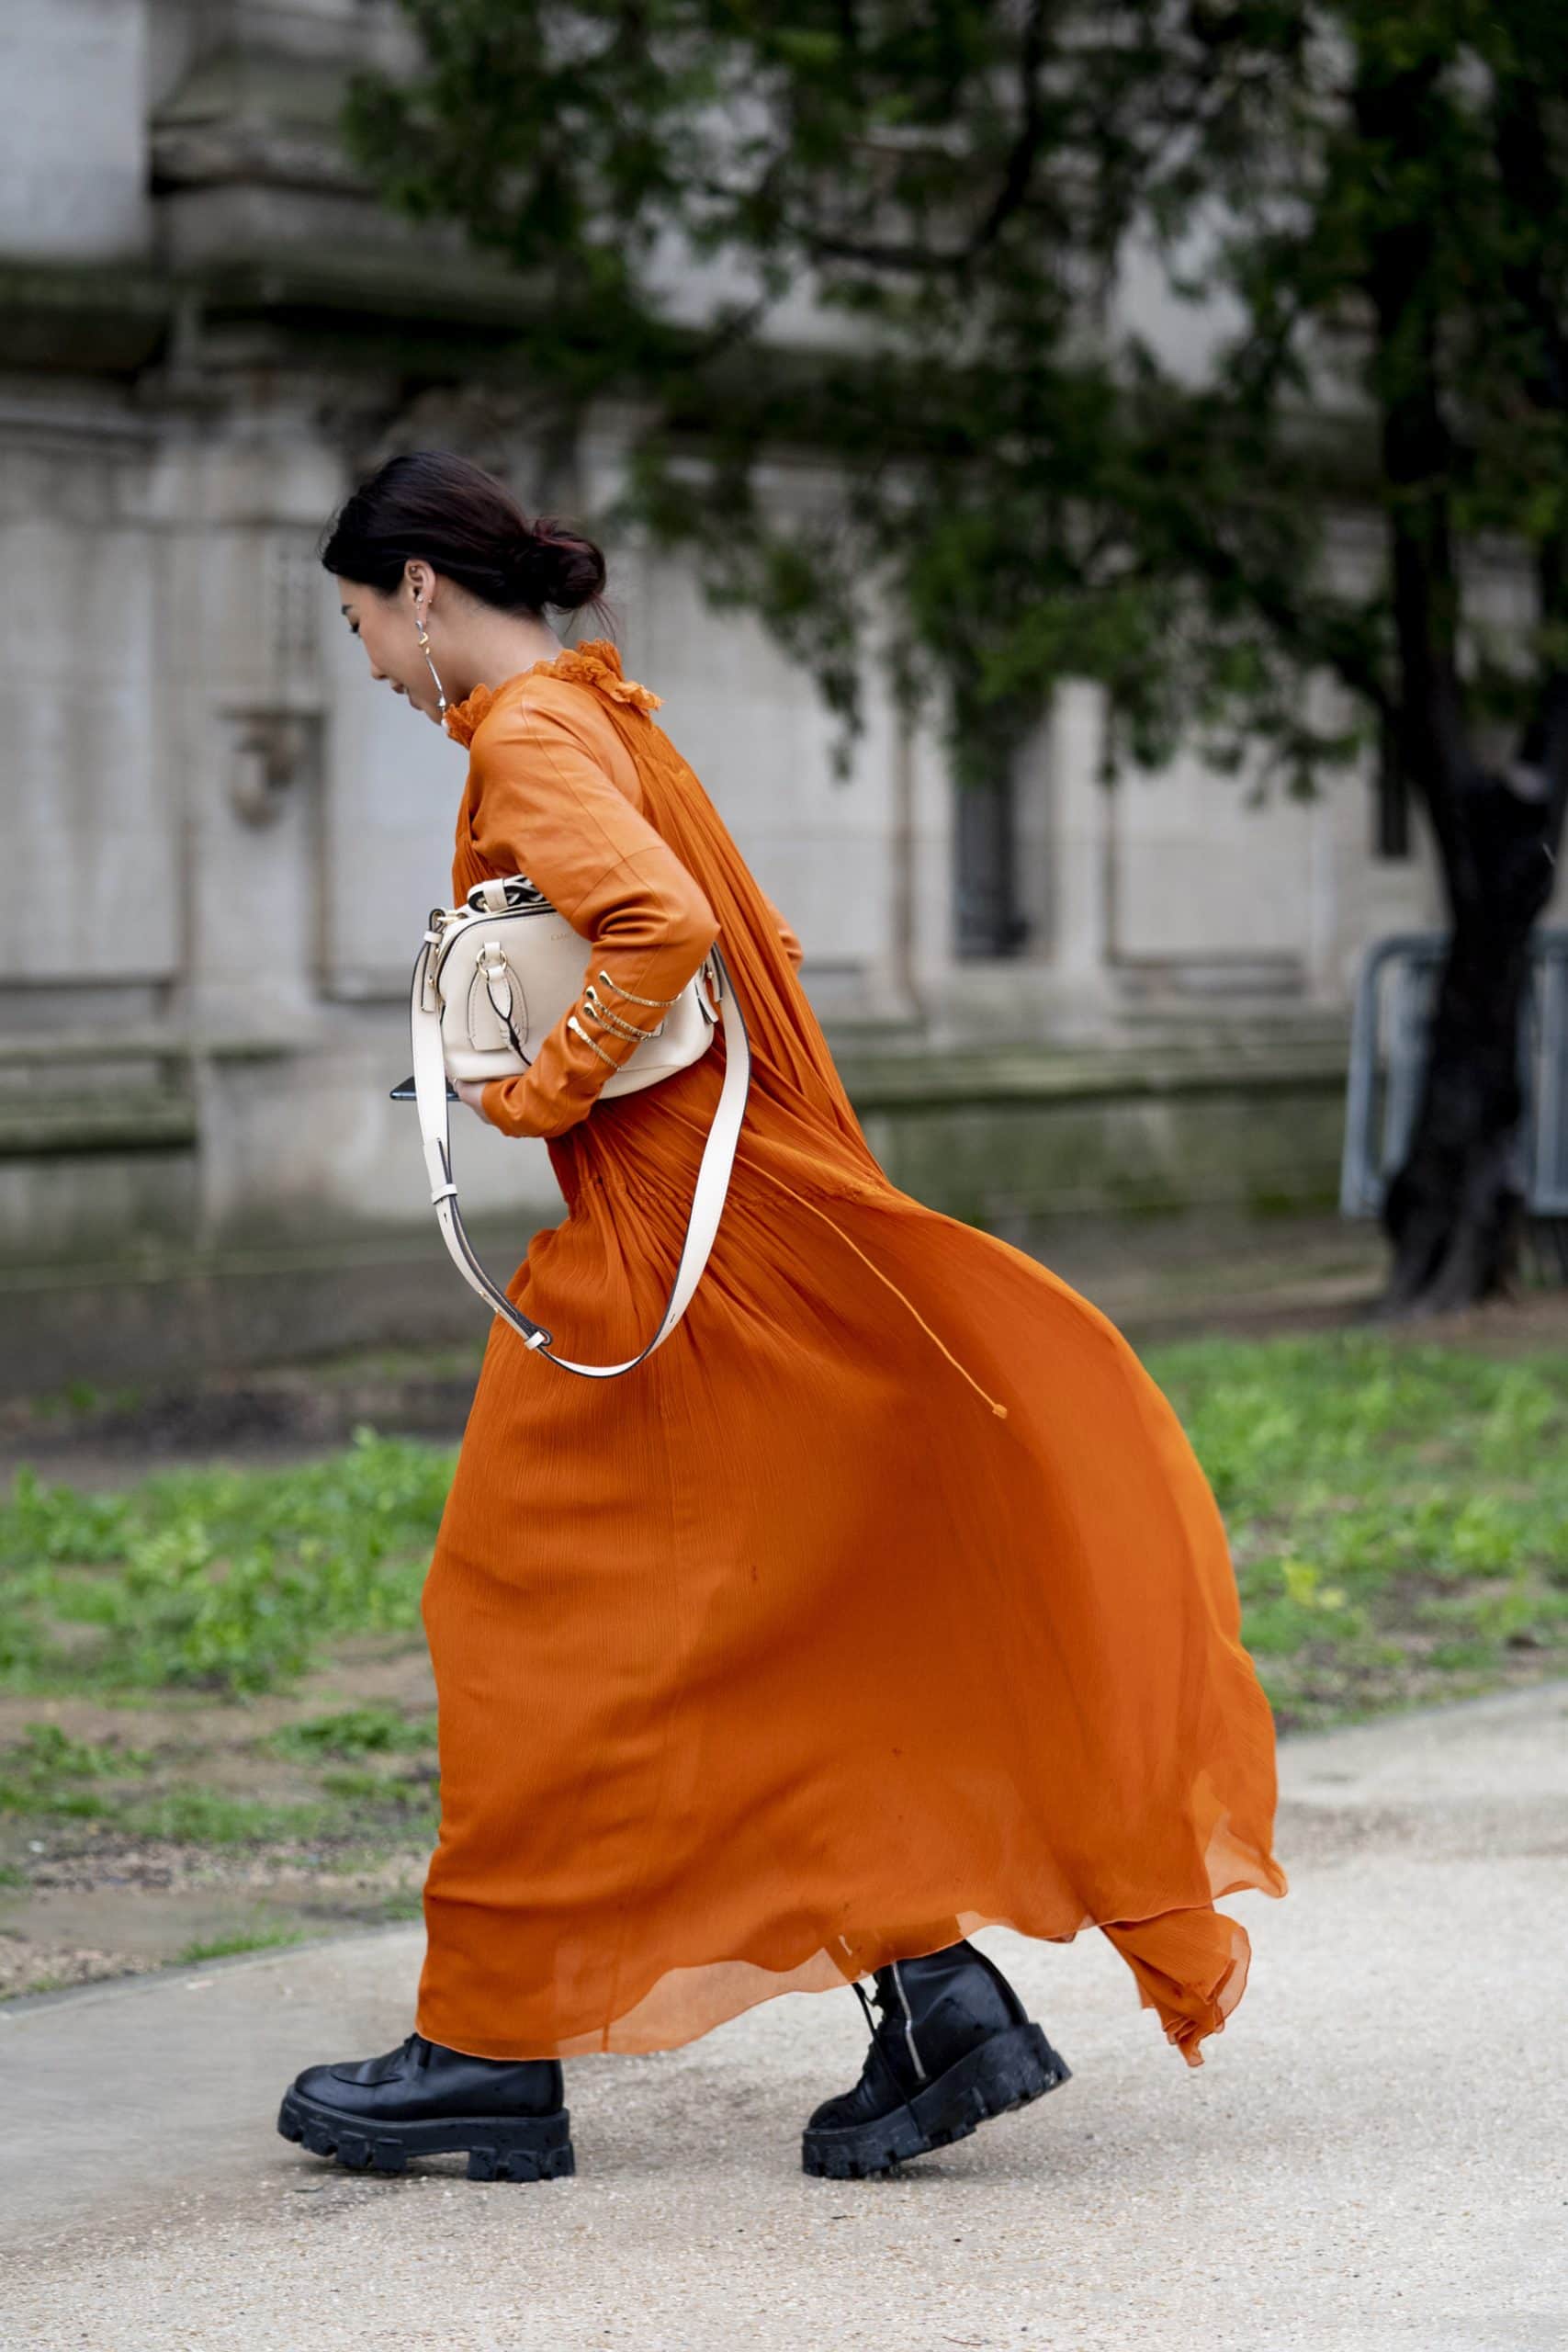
[{"x1": 444, "y1": 639, "x2": 662, "y2": 746}]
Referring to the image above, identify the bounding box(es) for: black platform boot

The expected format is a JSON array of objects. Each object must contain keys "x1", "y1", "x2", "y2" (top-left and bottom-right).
[
  {"x1": 276, "y1": 2032, "x2": 573, "y2": 2181},
  {"x1": 802, "y1": 1940, "x2": 1071, "y2": 2178}
]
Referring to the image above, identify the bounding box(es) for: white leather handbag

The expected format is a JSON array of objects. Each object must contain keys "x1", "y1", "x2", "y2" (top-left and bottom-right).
[{"x1": 409, "y1": 873, "x2": 750, "y2": 1377}]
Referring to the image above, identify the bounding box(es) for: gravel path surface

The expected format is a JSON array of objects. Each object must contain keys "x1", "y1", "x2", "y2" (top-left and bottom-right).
[{"x1": 3, "y1": 1681, "x2": 1564, "y2": 2351}]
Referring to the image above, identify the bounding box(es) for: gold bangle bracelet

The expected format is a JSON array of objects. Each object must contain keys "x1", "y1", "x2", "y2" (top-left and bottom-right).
[
  {"x1": 567, "y1": 1013, "x2": 618, "y2": 1069},
  {"x1": 596, "y1": 968, "x2": 682, "y2": 1009},
  {"x1": 582, "y1": 985, "x2": 661, "y2": 1044}
]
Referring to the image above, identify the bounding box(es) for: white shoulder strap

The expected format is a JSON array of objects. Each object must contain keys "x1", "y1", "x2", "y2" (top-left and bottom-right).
[{"x1": 410, "y1": 939, "x2": 751, "y2": 1378}]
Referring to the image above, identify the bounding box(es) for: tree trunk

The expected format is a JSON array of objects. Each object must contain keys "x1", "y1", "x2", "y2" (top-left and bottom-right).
[
  {"x1": 1375, "y1": 774, "x2": 1559, "y2": 1316},
  {"x1": 1348, "y1": 40, "x2": 1568, "y2": 1312}
]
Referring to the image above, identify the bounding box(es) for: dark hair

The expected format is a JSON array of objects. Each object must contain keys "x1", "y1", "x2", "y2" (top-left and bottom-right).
[{"x1": 319, "y1": 450, "x2": 608, "y2": 616}]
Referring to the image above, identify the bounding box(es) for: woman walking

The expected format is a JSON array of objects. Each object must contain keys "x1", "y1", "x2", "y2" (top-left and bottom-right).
[{"x1": 280, "y1": 449, "x2": 1288, "y2": 2183}]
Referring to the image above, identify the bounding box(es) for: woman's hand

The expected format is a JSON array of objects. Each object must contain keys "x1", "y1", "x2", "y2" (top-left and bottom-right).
[{"x1": 455, "y1": 1078, "x2": 494, "y2": 1121}]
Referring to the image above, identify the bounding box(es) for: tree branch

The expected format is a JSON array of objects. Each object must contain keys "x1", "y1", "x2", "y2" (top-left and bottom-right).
[
  {"x1": 1163, "y1": 517, "x2": 1395, "y2": 724},
  {"x1": 967, "y1": 0, "x2": 1054, "y2": 256}
]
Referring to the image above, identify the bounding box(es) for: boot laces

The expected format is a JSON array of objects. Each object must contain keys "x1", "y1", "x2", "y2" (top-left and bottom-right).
[{"x1": 852, "y1": 1977, "x2": 925, "y2": 2133}]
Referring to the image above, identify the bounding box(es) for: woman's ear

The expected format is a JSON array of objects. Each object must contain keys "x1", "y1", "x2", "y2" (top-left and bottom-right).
[{"x1": 404, "y1": 558, "x2": 436, "y2": 612}]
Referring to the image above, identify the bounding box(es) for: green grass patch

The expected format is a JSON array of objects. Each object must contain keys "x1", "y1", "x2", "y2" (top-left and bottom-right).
[
  {"x1": 174, "y1": 1925, "x2": 306, "y2": 1965},
  {"x1": 1, "y1": 1761, "x2": 439, "y2": 1853},
  {"x1": 1145, "y1": 1330, "x2": 1568, "y2": 1730},
  {"x1": 0, "y1": 1723, "x2": 155, "y2": 1816},
  {"x1": 267, "y1": 1702, "x2": 437, "y2": 1760},
  {"x1": 112, "y1": 1788, "x2": 335, "y2": 1845},
  {"x1": 0, "y1": 1711, "x2": 439, "y2": 1853},
  {"x1": 3, "y1": 1336, "x2": 1566, "y2": 1758},
  {"x1": 0, "y1": 1429, "x2": 454, "y2": 1697}
]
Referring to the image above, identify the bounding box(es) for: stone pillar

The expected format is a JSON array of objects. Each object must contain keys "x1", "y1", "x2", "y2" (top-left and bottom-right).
[
  {"x1": 150, "y1": 422, "x2": 342, "y2": 1038},
  {"x1": 0, "y1": 1, "x2": 150, "y2": 262},
  {"x1": 1043, "y1": 681, "x2": 1115, "y2": 1012},
  {"x1": 0, "y1": 411, "x2": 173, "y2": 1029},
  {"x1": 890, "y1": 700, "x2": 958, "y2": 1028}
]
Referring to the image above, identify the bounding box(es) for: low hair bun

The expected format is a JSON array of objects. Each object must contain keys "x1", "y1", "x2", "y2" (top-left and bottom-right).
[
  {"x1": 319, "y1": 450, "x2": 611, "y2": 623},
  {"x1": 510, "y1": 518, "x2": 609, "y2": 615}
]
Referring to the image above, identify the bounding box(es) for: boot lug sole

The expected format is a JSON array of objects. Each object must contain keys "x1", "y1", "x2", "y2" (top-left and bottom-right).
[
  {"x1": 276, "y1": 2088, "x2": 575, "y2": 2181},
  {"x1": 801, "y1": 2022, "x2": 1071, "y2": 2179}
]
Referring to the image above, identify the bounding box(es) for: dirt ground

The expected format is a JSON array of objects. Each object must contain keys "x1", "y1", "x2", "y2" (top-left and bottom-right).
[{"x1": 0, "y1": 1644, "x2": 438, "y2": 1998}]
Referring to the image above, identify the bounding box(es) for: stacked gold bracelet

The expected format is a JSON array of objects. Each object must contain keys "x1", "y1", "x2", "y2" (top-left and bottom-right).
[{"x1": 567, "y1": 968, "x2": 683, "y2": 1069}]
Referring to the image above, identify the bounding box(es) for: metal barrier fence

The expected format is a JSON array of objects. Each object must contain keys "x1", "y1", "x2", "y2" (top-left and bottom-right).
[{"x1": 1340, "y1": 927, "x2": 1568, "y2": 1219}]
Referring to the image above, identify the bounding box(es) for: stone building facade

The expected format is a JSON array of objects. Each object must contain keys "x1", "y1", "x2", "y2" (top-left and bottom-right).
[{"x1": 3, "y1": 0, "x2": 1521, "y2": 1390}]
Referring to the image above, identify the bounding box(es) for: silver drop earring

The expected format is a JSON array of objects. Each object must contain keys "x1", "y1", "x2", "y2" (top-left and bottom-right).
[{"x1": 415, "y1": 606, "x2": 447, "y2": 716}]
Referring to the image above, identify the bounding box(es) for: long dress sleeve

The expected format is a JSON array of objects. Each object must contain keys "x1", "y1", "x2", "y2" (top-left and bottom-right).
[{"x1": 465, "y1": 690, "x2": 720, "y2": 1140}]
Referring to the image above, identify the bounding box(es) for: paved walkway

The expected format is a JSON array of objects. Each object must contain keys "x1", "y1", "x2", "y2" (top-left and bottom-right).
[{"x1": 3, "y1": 1682, "x2": 1565, "y2": 2351}]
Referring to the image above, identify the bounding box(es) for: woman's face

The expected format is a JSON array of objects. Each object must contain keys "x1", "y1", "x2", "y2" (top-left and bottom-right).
[{"x1": 334, "y1": 572, "x2": 446, "y2": 724}]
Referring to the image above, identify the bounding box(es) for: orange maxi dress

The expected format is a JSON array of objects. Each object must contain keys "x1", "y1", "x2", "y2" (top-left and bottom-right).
[{"x1": 415, "y1": 639, "x2": 1288, "y2": 2068}]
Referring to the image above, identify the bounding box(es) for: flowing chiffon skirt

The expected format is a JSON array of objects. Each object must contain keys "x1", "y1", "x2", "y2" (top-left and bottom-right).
[{"x1": 415, "y1": 651, "x2": 1288, "y2": 2066}]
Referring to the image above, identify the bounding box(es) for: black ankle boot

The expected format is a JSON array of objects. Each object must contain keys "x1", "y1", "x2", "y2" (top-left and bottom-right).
[
  {"x1": 277, "y1": 2031, "x2": 573, "y2": 2181},
  {"x1": 802, "y1": 1940, "x2": 1071, "y2": 2178}
]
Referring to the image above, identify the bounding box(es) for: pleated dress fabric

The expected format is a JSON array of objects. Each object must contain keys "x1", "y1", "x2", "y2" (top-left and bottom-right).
[{"x1": 415, "y1": 641, "x2": 1289, "y2": 2068}]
